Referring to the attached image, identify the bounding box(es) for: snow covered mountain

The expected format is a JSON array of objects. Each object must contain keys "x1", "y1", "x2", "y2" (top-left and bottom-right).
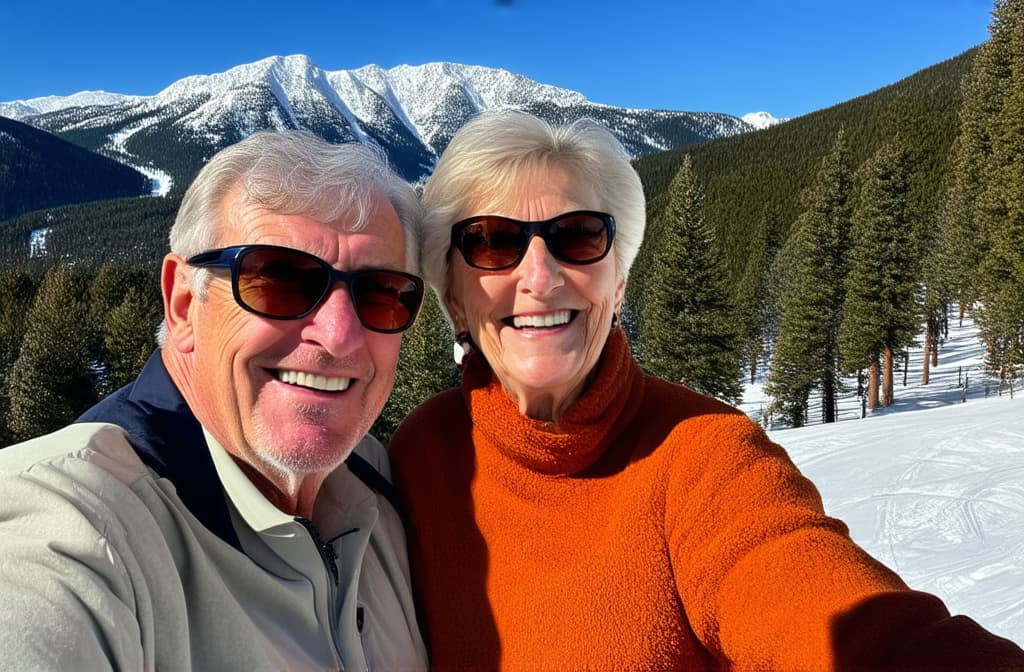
[
  {"x1": 741, "y1": 111, "x2": 788, "y2": 130},
  {"x1": 0, "y1": 55, "x2": 754, "y2": 193}
]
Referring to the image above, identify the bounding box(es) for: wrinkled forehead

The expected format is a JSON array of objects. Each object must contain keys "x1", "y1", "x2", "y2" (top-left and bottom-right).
[
  {"x1": 223, "y1": 180, "x2": 392, "y2": 233},
  {"x1": 214, "y1": 185, "x2": 400, "y2": 254},
  {"x1": 459, "y1": 159, "x2": 599, "y2": 219}
]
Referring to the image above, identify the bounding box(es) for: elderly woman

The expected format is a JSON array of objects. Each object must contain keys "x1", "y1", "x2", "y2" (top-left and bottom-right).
[{"x1": 389, "y1": 111, "x2": 1023, "y2": 670}]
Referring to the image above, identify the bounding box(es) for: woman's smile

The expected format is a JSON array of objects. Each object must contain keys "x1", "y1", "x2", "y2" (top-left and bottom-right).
[{"x1": 502, "y1": 309, "x2": 577, "y2": 330}]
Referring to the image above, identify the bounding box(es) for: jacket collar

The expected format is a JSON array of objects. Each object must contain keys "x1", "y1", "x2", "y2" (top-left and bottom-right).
[{"x1": 76, "y1": 351, "x2": 242, "y2": 551}]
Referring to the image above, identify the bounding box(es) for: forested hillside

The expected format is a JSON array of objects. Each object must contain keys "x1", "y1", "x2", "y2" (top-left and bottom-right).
[
  {"x1": 627, "y1": 0, "x2": 1021, "y2": 427},
  {"x1": 0, "y1": 116, "x2": 151, "y2": 221},
  {"x1": 631, "y1": 48, "x2": 976, "y2": 288},
  {"x1": 0, "y1": 195, "x2": 179, "y2": 271}
]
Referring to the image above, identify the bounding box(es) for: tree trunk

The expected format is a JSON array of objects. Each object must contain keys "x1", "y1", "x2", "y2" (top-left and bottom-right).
[
  {"x1": 823, "y1": 375, "x2": 836, "y2": 424},
  {"x1": 868, "y1": 359, "x2": 880, "y2": 411},
  {"x1": 883, "y1": 346, "x2": 895, "y2": 406},
  {"x1": 921, "y1": 327, "x2": 932, "y2": 385},
  {"x1": 749, "y1": 349, "x2": 758, "y2": 385}
]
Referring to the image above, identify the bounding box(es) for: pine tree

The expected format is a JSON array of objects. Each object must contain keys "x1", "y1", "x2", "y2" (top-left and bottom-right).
[
  {"x1": 920, "y1": 193, "x2": 959, "y2": 385},
  {"x1": 89, "y1": 264, "x2": 151, "y2": 327},
  {"x1": 976, "y1": 0, "x2": 1024, "y2": 387},
  {"x1": 767, "y1": 132, "x2": 853, "y2": 426},
  {"x1": 8, "y1": 265, "x2": 98, "y2": 442},
  {"x1": 839, "y1": 143, "x2": 921, "y2": 409},
  {"x1": 735, "y1": 205, "x2": 783, "y2": 383},
  {"x1": 104, "y1": 286, "x2": 163, "y2": 393},
  {"x1": 948, "y1": 0, "x2": 1024, "y2": 387},
  {"x1": 639, "y1": 156, "x2": 742, "y2": 404},
  {"x1": 372, "y1": 291, "x2": 460, "y2": 444},
  {"x1": 0, "y1": 268, "x2": 39, "y2": 446},
  {"x1": 941, "y1": 143, "x2": 987, "y2": 320},
  {"x1": 89, "y1": 264, "x2": 161, "y2": 397}
]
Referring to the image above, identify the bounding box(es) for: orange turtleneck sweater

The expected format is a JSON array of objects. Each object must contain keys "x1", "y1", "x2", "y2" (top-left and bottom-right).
[{"x1": 389, "y1": 330, "x2": 1024, "y2": 671}]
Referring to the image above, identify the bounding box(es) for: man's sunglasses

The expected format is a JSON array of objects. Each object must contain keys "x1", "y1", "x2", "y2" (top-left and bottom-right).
[
  {"x1": 186, "y1": 244, "x2": 424, "y2": 333},
  {"x1": 449, "y1": 210, "x2": 616, "y2": 271}
]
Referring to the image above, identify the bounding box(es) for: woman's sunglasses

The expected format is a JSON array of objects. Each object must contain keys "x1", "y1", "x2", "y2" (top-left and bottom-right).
[
  {"x1": 449, "y1": 210, "x2": 615, "y2": 271},
  {"x1": 186, "y1": 244, "x2": 424, "y2": 333}
]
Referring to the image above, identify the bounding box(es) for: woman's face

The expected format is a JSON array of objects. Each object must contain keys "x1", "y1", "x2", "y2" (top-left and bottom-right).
[{"x1": 446, "y1": 164, "x2": 625, "y2": 421}]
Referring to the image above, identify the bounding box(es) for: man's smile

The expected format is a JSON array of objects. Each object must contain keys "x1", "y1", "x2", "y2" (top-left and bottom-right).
[{"x1": 275, "y1": 369, "x2": 352, "y2": 392}]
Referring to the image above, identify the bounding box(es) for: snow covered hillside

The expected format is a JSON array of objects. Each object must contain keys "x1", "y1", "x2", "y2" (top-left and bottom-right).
[{"x1": 742, "y1": 316, "x2": 1023, "y2": 644}]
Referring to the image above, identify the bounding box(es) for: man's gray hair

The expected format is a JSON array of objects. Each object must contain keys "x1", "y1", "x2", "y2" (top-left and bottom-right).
[{"x1": 157, "y1": 130, "x2": 421, "y2": 344}]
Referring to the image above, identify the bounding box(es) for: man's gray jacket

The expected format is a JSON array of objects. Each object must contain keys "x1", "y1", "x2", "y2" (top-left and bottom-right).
[{"x1": 0, "y1": 352, "x2": 428, "y2": 671}]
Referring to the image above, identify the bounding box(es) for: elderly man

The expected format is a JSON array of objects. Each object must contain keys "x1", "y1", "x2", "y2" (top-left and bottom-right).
[{"x1": 0, "y1": 131, "x2": 428, "y2": 670}]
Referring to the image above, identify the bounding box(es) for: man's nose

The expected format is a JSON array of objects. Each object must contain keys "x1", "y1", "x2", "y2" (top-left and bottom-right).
[{"x1": 303, "y1": 282, "x2": 368, "y2": 355}]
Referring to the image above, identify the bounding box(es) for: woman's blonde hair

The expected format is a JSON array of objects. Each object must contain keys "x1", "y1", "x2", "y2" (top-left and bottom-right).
[{"x1": 420, "y1": 110, "x2": 645, "y2": 326}]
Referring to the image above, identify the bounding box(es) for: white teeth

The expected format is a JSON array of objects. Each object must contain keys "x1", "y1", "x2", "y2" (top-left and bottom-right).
[
  {"x1": 512, "y1": 310, "x2": 572, "y2": 329},
  {"x1": 277, "y1": 370, "x2": 351, "y2": 392}
]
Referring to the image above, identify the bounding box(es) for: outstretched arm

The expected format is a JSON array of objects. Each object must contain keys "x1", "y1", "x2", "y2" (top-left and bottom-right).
[{"x1": 665, "y1": 413, "x2": 1024, "y2": 670}]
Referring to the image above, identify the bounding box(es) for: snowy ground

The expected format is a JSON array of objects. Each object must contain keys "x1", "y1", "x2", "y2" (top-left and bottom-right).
[{"x1": 739, "y1": 315, "x2": 1023, "y2": 644}]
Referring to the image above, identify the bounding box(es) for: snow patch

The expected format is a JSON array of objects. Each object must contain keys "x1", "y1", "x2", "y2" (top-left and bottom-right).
[
  {"x1": 741, "y1": 111, "x2": 788, "y2": 130},
  {"x1": 29, "y1": 227, "x2": 51, "y2": 257}
]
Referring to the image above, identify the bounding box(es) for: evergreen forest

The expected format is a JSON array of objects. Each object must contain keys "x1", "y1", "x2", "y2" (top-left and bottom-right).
[{"x1": 1, "y1": 0, "x2": 1021, "y2": 443}]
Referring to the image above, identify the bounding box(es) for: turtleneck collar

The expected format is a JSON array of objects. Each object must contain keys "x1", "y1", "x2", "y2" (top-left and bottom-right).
[{"x1": 461, "y1": 328, "x2": 644, "y2": 476}]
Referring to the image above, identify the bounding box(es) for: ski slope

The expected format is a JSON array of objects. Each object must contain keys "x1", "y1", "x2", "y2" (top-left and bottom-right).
[{"x1": 741, "y1": 316, "x2": 1023, "y2": 644}]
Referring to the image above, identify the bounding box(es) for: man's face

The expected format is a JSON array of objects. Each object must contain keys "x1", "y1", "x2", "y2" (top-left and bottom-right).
[{"x1": 176, "y1": 186, "x2": 407, "y2": 478}]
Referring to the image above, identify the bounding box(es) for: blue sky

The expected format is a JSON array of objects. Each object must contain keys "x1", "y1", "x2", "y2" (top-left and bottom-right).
[{"x1": 0, "y1": 0, "x2": 994, "y2": 120}]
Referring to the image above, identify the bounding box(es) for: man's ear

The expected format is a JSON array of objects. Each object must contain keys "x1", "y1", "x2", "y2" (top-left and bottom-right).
[{"x1": 162, "y1": 253, "x2": 196, "y2": 353}]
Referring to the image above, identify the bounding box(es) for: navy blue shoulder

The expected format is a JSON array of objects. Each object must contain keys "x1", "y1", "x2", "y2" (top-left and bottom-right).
[
  {"x1": 346, "y1": 451, "x2": 405, "y2": 519},
  {"x1": 77, "y1": 351, "x2": 243, "y2": 551}
]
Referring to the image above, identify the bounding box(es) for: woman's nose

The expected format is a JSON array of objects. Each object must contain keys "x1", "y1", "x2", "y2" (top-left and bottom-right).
[{"x1": 515, "y1": 235, "x2": 565, "y2": 296}]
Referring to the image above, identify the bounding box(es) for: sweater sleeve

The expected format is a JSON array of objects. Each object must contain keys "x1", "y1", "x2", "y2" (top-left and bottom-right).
[
  {"x1": 0, "y1": 426, "x2": 159, "y2": 671},
  {"x1": 664, "y1": 412, "x2": 1024, "y2": 671}
]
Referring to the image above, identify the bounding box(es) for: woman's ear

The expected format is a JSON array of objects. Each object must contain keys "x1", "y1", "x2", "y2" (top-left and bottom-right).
[
  {"x1": 162, "y1": 253, "x2": 196, "y2": 353},
  {"x1": 445, "y1": 286, "x2": 468, "y2": 334},
  {"x1": 613, "y1": 274, "x2": 626, "y2": 316}
]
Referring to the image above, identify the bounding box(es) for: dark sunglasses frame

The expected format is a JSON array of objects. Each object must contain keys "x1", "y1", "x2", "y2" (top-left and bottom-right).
[
  {"x1": 449, "y1": 210, "x2": 616, "y2": 271},
  {"x1": 186, "y1": 244, "x2": 424, "y2": 333}
]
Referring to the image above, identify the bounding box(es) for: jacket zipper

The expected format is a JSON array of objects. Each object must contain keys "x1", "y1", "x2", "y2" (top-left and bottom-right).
[
  {"x1": 296, "y1": 517, "x2": 367, "y2": 669},
  {"x1": 296, "y1": 516, "x2": 340, "y2": 583},
  {"x1": 296, "y1": 515, "x2": 343, "y2": 669}
]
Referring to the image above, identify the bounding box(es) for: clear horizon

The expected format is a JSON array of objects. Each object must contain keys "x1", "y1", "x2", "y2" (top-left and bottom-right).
[{"x1": 0, "y1": 0, "x2": 995, "y2": 120}]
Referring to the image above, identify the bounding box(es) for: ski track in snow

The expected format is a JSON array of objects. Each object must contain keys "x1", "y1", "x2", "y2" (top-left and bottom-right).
[{"x1": 745, "y1": 315, "x2": 1023, "y2": 644}]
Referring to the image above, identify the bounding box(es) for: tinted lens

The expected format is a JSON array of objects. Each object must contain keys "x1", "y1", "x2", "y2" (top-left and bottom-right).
[
  {"x1": 549, "y1": 213, "x2": 610, "y2": 263},
  {"x1": 351, "y1": 271, "x2": 422, "y2": 332},
  {"x1": 461, "y1": 218, "x2": 527, "y2": 269},
  {"x1": 454, "y1": 212, "x2": 612, "y2": 270},
  {"x1": 237, "y1": 247, "x2": 328, "y2": 317}
]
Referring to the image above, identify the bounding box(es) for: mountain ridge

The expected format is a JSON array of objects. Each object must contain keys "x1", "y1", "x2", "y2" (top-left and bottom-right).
[{"x1": 1, "y1": 55, "x2": 754, "y2": 192}]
